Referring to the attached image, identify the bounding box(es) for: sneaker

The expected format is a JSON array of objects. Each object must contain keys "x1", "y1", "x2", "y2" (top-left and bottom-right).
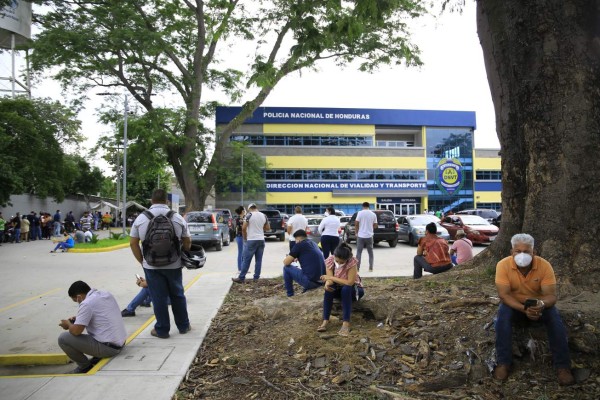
[
  {"x1": 179, "y1": 325, "x2": 192, "y2": 334},
  {"x1": 150, "y1": 329, "x2": 169, "y2": 339},
  {"x1": 68, "y1": 364, "x2": 93, "y2": 374},
  {"x1": 121, "y1": 309, "x2": 135, "y2": 317},
  {"x1": 493, "y1": 364, "x2": 510, "y2": 381},
  {"x1": 89, "y1": 357, "x2": 102, "y2": 366},
  {"x1": 231, "y1": 277, "x2": 245, "y2": 284},
  {"x1": 557, "y1": 368, "x2": 575, "y2": 386}
]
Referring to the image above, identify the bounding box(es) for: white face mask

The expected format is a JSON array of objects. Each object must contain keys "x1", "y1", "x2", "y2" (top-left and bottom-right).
[
  {"x1": 334, "y1": 261, "x2": 341, "y2": 269},
  {"x1": 514, "y1": 253, "x2": 532, "y2": 268}
]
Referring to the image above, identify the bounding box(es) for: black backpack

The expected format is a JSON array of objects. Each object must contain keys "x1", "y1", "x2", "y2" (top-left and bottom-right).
[{"x1": 142, "y1": 210, "x2": 181, "y2": 267}]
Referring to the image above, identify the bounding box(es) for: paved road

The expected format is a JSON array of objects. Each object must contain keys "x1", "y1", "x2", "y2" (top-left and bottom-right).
[{"x1": 0, "y1": 236, "x2": 486, "y2": 355}]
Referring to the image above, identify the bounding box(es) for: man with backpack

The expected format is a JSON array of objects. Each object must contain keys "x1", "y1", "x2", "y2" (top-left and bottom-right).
[
  {"x1": 129, "y1": 189, "x2": 192, "y2": 339},
  {"x1": 413, "y1": 222, "x2": 453, "y2": 279}
]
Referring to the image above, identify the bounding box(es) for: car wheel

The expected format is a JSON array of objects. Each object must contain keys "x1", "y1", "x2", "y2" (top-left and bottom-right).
[
  {"x1": 223, "y1": 233, "x2": 230, "y2": 246},
  {"x1": 342, "y1": 230, "x2": 350, "y2": 243},
  {"x1": 215, "y1": 236, "x2": 223, "y2": 251},
  {"x1": 388, "y1": 239, "x2": 397, "y2": 248},
  {"x1": 409, "y1": 234, "x2": 417, "y2": 246}
]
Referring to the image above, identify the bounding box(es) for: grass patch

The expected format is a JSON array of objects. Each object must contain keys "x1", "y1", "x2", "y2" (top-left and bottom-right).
[{"x1": 74, "y1": 237, "x2": 129, "y2": 249}]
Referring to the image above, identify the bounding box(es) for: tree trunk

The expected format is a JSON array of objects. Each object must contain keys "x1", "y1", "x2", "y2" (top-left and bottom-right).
[{"x1": 476, "y1": 0, "x2": 600, "y2": 284}]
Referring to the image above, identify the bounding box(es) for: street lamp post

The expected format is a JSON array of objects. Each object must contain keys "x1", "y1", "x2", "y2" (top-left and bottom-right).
[
  {"x1": 122, "y1": 95, "x2": 128, "y2": 235},
  {"x1": 241, "y1": 151, "x2": 244, "y2": 206}
]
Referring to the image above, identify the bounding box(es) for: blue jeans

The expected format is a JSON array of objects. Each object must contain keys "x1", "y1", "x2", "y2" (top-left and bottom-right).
[
  {"x1": 283, "y1": 266, "x2": 322, "y2": 296},
  {"x1": 323, "y1": 284, "x2": 365, "y2": 322},
  {"x1": 320, "y1": 235, "x2": 340, "y2": 259},
  {"x1": 53, "y1": 241, "x2": 74, "y2": 251},
  {"x1": 53, "y1": 221, "x2": 61, "y2": 236},
  {"x1": 14, "y1": 228, "x2": 21, "y2": 243},
  {"x1": 144, "y1": 268, "x2": 190, "y2": 336},
  {"x1": 126, "y1": 287, "x2": 152, "y2": 312},
  {"x1": 413, "y1": 255, "x2": 453, "y2": 278},
  {"x1": 235, "y1": 236, "x2": 244, "y2": 271},
  {"x1": 238, "y1": 240, "x2": 265, "y2": 281},
  {"x1": 495, "y1": 303, "x2": 571, "y2": 369}
]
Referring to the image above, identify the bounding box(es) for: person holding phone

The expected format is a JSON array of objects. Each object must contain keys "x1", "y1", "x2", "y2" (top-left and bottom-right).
[
  {"x1": 493, "y1": 233, "x2": 574, "y2": 386},
  {"x1": 120, "y1": 275, "x2": 152, "y2": 317}
]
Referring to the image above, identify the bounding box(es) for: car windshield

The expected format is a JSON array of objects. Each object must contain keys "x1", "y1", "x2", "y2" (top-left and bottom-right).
[
  {"x1": 186, "y1": 213, "x2": 212, "y2": 223},
  {"x1": 408, "y1": 215, "x2": 439, "y2": 225},
  {"x1": 307, "y1": 217, "x2": 324, "y2": 225},
  {"x1": 459, "y1": 215, "x2": 490, "y2": 225}
]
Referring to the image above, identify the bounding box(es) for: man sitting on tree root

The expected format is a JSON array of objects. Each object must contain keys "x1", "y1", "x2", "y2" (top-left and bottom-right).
[{"x1": 493, "y1": 233, "x2": 575, "y2": 386}]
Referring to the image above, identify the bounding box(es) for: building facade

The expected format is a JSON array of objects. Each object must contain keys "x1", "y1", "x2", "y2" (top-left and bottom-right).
[{"x1": 216, "y1": 106, "x2": 501, "y2": 215}]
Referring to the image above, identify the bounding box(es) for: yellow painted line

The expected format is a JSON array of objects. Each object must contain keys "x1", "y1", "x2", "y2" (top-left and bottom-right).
[
  {"x1": 0, "y1": 271, "x2": 209, "y2": 378},
  {"x1": 0, "y1": 288, "x2": 62, "y2": 313},
  {"x1": 0, "y1": 354, "x2": 69, "y2": 366},
  {"x1": 68, "y1": 243, "x2": 130, "y2": 253}
]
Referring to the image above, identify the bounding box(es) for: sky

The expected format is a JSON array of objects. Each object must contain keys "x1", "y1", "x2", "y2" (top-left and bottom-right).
[{"x1": 0, "y1": 1, "x2": 499, "y2": 171}]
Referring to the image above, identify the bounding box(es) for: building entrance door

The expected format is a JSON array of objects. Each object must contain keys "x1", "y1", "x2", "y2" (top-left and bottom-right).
[{"x1": 378, "y1": 203, "x2": 418, "y2": 215}]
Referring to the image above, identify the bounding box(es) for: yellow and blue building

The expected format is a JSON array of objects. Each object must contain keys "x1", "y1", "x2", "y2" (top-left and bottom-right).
[{"x1": 216, "y1": 106, "x2": 501, "y2": 215}]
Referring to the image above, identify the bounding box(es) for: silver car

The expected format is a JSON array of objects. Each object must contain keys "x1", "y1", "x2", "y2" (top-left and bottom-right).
[
  {"x1": 397, "y1": 214, "x2": 450, "y2": 246},
  {"x1": 305, "y1": 215, "x2": 325, "y2": 244},
  {"x1": 184, "y1": 211, "x2": 230, "y2": 251}
]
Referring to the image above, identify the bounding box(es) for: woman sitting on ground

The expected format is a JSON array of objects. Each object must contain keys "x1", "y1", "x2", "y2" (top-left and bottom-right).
[
  {"x1": 318, "y1": 242, "x2": 364, "y2": 336},
  {"x1": 50, "y1": 232, "x2": 75, "y2": 253}
]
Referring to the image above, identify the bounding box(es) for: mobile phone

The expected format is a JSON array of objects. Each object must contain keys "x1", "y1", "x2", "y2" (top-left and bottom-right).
[
  {"x1": 524, "y1": 298, "x2": 538, "y2": 309},
  {"x1": 135, "y1": 274, "x2": 141, "y2": 280}
]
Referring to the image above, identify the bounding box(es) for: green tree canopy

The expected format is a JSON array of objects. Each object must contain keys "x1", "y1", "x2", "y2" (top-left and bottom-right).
[
  {"x1": 29, "y1": 0, "x2": 425, "y2": 210},
  {"x1": 0, "y1": 97, "x2": 85, "y2": 206}
]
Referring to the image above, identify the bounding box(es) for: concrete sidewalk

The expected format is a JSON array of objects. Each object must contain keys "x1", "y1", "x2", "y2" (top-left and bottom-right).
[
  {"x1": 0, "y1": 272, "x2": 232, "y2": 400},
  {"x1": 0, "y1": 233, "x2": 488, "y2": 400}
]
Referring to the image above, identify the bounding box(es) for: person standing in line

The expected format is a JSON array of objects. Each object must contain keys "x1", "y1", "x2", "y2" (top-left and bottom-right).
[
  {"x1": 286, "y1": 206, "x2": 308, "y2": 252},
  {"x1": 58, "y1": 281, "x2": 126, "y2": 374},
  {"x1": 355, "y1": 202, "x2": 377, "y2": 272},
  {"x1": 53, "y1": 209, "x2": 62, "y2": 237},
  {"x1": 0, "y1": 212, "x2": 6, "y2": 245},
  {"x1": 12, "y1": 213, "x2": 22, "y2": 243},
  {"x1": 232, "y1": 203, "x2": 270, "y2": 283},
  {"x1": 20, "y1": 215, "x2": 30, "y2": 242},
  {"x1": 129, "y1": 188, "x2": 192, "y2": 339},
  {"x1": 318, "y1": 206, "x2": 341, "y2": 258},
  {"x1": 233, "y1": 206, "x2": 247, "y2": 272}
]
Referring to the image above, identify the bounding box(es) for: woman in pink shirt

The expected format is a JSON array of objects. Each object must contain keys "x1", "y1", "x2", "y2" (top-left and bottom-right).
[
  {"x1": 318, "y1": 242, "x2": 364, "y2": 336},
  {"x1": 450, "y1": 230, "x2": 474, "y2": 265}
]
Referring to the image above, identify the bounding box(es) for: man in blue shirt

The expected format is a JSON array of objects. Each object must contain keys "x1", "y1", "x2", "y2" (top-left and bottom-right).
[{"x1": 282, "y1": 229, "x2": 325, "y2": 297}]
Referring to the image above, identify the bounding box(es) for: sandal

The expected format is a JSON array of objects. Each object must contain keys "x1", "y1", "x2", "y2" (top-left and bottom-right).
[
  {"x1": 338, "y1": 326, "x2": 350, "y2": 337},
  {"x1": 316, "y1": 323, "x2": 328, "y2": 332}
]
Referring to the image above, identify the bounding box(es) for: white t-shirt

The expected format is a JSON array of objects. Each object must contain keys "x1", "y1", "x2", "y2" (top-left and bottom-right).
[
  {"x1": 245, "y1": 211, "x2": 268, "y2": 241},
  {"x1": 287, "y1": 214, "x2": 308, "y2": 241},
  {"x1": 318, "y1": 215, "x2": 340, "y2": 237},
  {"x1": 130, "y1": 204, "x2": 190, "y2": 270},
  {"x1": 76, "y1": 289, "x2": 127, "y2": 347},
  {"x1": 356, "y1": 209, "x2": 377, "y2": 238}
]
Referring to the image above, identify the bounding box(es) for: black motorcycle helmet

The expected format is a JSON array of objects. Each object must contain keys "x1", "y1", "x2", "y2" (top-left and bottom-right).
[{"x1": 181, "y1": 245, "x2": 206, "y2": 269}]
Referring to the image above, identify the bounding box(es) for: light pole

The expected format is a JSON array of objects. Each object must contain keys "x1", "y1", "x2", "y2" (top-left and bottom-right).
[
  {"x1": 98, "y1": 92, "x2": 128, "y2": 235},
  {"x1": 241, "y1": 151, "x2": 244, "y2": 206},
  {"x1": 122, "y1": 95, "x2": 128, "y2": 235}
]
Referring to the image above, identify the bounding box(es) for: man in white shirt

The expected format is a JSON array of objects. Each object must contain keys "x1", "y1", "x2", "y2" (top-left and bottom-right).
[
  {"x1": 130, "y1": 189, "x2": 191, "y2": 339},
  {"x1": 286, "y1": 206, "x2": 308, "y2": 252},
  {"x1": 318, "y1": 206, "x2": 341, "y2": 258},
  {"x1": 232, "y1": 203, "x2": 270, "y2": 283},
  {"x1": 58, "y1": 281, "x2": 126, "y2": 374},
  {"x1": 355, "y1": 202, "x2": 377, "y2": 272}
]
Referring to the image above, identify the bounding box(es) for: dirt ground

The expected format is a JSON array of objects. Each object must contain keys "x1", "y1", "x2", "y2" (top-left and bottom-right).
[{"x1": 175, "y1": 268, "x2": 600, "y2": 400}]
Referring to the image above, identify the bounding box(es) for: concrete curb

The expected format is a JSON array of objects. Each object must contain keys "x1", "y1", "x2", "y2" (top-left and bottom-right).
[
  {"x1": 68, "y1": 243, "x2": 130, "y2": 253},
  {"x1": 0, "y1": 354, "x2": 69, "y2": 366}
]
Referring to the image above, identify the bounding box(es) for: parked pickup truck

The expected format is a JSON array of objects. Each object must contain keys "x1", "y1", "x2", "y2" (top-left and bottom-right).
[{"x1": 261, "y1": 209, "x2": 286, "y2": 241}]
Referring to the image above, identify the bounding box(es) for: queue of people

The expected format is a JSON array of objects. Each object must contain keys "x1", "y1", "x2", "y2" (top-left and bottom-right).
[{"x1": 48, "y1": 194, "x2": 576, "y2": 386}]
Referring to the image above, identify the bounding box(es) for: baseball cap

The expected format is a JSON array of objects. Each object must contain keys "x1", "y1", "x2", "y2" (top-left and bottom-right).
[{"x1": 248, "y1": 203, "x2": 257, "y2": 210}]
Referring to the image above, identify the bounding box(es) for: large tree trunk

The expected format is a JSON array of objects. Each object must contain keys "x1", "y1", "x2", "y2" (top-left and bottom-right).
[{"x1": 475, "y1": 0, "x2": 600, "y2": 284}]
